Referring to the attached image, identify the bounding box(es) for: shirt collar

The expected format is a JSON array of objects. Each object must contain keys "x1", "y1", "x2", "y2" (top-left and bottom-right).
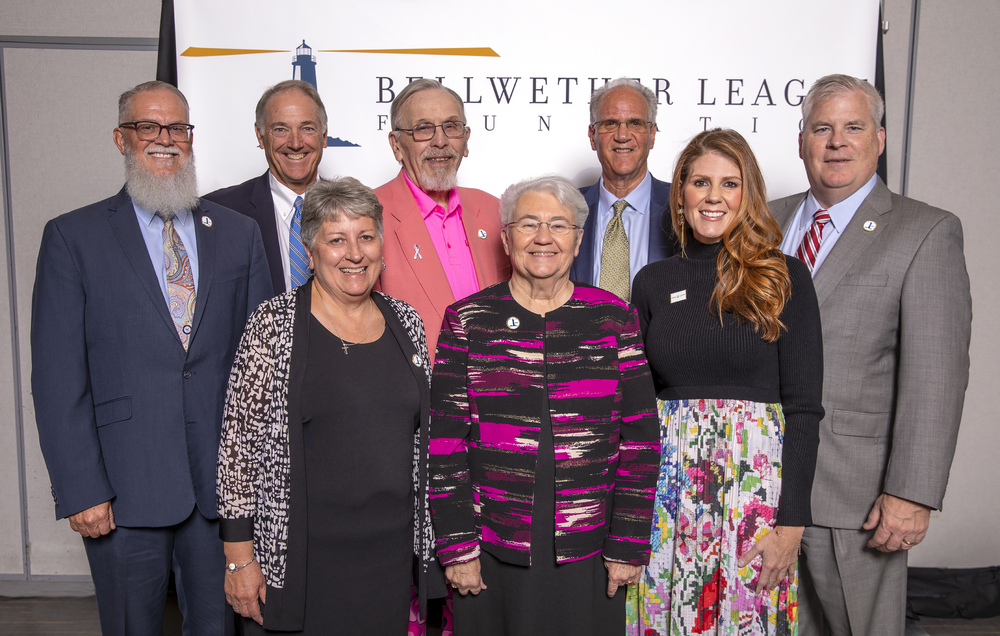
[
  {"x1": 402, "y1": 170, "x2": 461, "y2": 220},
  {"x1": 801, "y1": 174, "x2": 878, "y2": 233},
  {"x1": 132, "y1": 200, "x2": 193, "y2": 227},
  {"x1": 268, "y1": 171, "x2": 313, "y2": 221},
  {"x1": 598, "y1": 171, "x2": 652, "y2": 216}
]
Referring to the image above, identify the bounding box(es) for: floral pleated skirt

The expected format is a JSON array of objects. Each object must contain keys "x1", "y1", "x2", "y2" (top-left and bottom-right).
[{"x1": 626, "y1": 399, "x2": 797, "y2": 636}]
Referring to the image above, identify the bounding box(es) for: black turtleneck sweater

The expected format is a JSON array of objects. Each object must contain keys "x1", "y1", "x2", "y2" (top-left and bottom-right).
[{"x1": 631, "y1": 238, "x2": 823, "y2": 526}]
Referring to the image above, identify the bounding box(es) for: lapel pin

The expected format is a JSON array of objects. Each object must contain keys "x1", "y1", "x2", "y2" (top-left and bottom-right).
[
  {"x1": 411, "y1": 354, "x2": 423, "y2": 367},
  {"x1": 506, "y1": 317, "x2": 520, "y2": 329},
  {"x1": 201, "y1": 216, "x2": 212, "y2": 227},
  {"x1": 863, "y1": 220, "x2": 877, "y2": 232},
  {"x1": 670, "y1": 290, "x2": 686, "y2": 303},
  {"x1": 413, "y1": 244, "x2": 423, "y2": 260},
  {"x1": 478, "y1": 229, "x2": 488, "y2": 239}
]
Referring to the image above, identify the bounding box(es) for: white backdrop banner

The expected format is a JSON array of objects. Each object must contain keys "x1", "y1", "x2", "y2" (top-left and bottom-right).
[{"x1": 175, "y1": 0, "x2": 879, "y2": 200}]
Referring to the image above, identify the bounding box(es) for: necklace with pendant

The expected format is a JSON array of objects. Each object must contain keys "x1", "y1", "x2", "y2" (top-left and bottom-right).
[{"x1": 317, "y1": 290, "x2": 373, "y2": 355}]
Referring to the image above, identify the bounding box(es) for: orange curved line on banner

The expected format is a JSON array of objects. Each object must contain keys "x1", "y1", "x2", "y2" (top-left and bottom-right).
[
  {"x1": 319, "y1": 47, "x2": 499, "y2": 57},
  {"x1": 180, "y1": 47, "x2": 288, "y2": 57}
]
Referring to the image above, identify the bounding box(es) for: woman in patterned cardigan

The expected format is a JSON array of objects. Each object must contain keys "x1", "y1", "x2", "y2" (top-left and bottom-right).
[
  {"x1": 429, "y1": 175, "x2": 661, "y2": 635},
  {"x1": 217, "y1": 177, "x2": 442, "y2": 633}
]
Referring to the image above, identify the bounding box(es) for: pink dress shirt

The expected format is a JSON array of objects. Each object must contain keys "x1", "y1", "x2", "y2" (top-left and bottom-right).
[{"x1": 402, "y1": 171, "x2": 480, "y2": 302}]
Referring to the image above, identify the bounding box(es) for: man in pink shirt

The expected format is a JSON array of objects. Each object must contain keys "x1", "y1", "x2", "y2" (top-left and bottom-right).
[{"x1": 375, "y1": 79, "x2": 510, "y2": 361}]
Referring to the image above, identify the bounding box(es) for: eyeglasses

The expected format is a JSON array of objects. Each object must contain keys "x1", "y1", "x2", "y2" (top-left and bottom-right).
[
  {"x1": 395, "y1": 121, "x2": 467, "y2": 142},
  {"x1": 505, "y1": 220, "x2": 579, "y2": 236},
  {"x1": 119, "y1": 121, "x2": 194, "y2": 142},
  {"x1": 594, "y1": 118, "x2": 652, "y2": 134}
]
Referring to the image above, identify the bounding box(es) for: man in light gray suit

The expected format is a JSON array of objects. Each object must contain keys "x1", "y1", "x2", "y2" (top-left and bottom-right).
[{"x1": 770, "y1": 74, "x2": 972, "y2": 636}]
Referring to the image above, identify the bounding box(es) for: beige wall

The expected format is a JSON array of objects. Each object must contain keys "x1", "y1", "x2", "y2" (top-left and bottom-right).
[
  {"x1": 0, "y1": 0, "x2": 161, "y2": 579},
  {"x1": 0, "y1": 0, "x2": 996, "y2": 581}
]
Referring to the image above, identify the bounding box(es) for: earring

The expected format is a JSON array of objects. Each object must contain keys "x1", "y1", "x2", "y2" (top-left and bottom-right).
[{"x1": 382, "y1": 262, "x2": 387, "y2": 271}]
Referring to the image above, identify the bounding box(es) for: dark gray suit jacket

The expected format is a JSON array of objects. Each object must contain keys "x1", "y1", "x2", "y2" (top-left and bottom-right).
[
  {"x1": 204, "y1": 171, "x2": 286, "y2": 296},
  {"x1": 770, "y1": 179, "x2": 972, "y2": 528},
  {"x1": 571, "y1": 174, "x2": 676, "y2": 287}
]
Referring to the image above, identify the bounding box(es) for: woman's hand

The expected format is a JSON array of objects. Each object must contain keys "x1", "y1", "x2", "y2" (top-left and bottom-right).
[
  {"x1": 604, "y1": 560, "x2": 641, "y2": 597},
  {"x1": 445, "y1": 558, "x2": 487, "y2": 596},
  {"x1": 737, "y1": 525, "x2": 803, "y2": 595},
  {"x1": 224, "y1": 541, "x2": 266, "y2": 625}
]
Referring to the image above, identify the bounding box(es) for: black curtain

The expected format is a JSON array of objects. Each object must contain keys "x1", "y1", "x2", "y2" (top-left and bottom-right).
[
  {"x1": 156, "y1": 0, "x2": 178, "y2": 86},
  {"x1": 875, "y1": 5, "x2": 887, "y2": 182}
]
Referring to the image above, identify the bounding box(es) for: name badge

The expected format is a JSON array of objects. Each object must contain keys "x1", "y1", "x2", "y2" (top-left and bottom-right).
[{"x1": 670, "y1": 290, "x2": 686, "y2": 303}]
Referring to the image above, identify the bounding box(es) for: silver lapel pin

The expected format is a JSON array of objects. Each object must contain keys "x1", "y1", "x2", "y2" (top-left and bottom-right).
[{"x1": 413, "y1": 244, "x2": 423, "y2": 260}]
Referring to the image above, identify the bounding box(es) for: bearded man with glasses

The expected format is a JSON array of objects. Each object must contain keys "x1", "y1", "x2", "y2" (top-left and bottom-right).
[
  {"x1": 30, "y1": 80, "x2": 271, "y2": 635},
  {"x1": 375, "y1": 79, "x2": 510, "y2": 360},
  {"x1": 571, "y1": 78, "x2": 677, "y2": 301}
]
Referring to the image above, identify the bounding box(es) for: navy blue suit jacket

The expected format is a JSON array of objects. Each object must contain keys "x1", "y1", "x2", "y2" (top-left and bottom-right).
[
  {"x1": 30, "y1": 187, "x2": 273, "y2": 527},
  {"x1": 571, "y1": 174, "x2": 676, "y2": 286},
  {"x1": 204, "y1": 171, "x2": 285, "y2": 296}
]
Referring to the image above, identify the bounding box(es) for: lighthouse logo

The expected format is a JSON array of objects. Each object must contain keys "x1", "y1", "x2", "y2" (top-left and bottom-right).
[{"x1": 289, "y1": 40, "x2": 359, "y2": 147}]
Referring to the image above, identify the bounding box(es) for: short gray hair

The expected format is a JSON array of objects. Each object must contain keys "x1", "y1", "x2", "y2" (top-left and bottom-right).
[
  {"x1": 255, "y1": 80, "x2": 328, "y2": 134},
  {"x1": 499, "y1": 175, "x2": 589, "y2": 230},
  {"x1": 390, "y1": 79, "x2": 466, "y2": 132},
  {"x1": 118, "y1": 81, "x2": 189, "y2": 123},
  {"x1": 301, "y1": 177, "x2": 383, "y2": 250},
  {"x1": 589, "y1": 78, "x2": 657, "y2": 126},
  {"x1": 802, "y1": 74, "x2": 884, "y2": 128}
]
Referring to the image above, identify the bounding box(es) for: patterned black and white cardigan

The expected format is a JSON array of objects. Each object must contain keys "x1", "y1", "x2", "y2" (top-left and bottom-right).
[{"x1": 217, "y1": 282, "x2": 436, "y2": 629}]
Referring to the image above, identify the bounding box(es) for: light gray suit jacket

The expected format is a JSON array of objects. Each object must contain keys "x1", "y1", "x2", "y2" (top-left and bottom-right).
[{"x1": 770, "y1": 178, "x2": 971, "y2": 529}]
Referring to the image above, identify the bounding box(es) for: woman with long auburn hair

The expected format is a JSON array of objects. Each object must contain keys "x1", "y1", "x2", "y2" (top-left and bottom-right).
[{"x1": 627, "y1": 128, "x2": 825, "y2": 635}]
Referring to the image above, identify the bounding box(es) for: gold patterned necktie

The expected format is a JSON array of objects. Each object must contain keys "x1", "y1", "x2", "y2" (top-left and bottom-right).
[
  {"x1": 599, "y1": 199, "x2": 631, "y2": 301},
  {"x1": 157, "y1": 212, "x2": 196, "y2": 350}
]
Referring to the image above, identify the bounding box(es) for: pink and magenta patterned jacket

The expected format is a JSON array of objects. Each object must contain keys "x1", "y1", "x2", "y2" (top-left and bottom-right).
[{"x1": 429, "y1": 282, "x2": 660, "y2": 568}]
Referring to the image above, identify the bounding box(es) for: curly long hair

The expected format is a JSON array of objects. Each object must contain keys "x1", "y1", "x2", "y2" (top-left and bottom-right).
[{"x1": 670, "y1": 128, "x2": 790, "y2": 342}]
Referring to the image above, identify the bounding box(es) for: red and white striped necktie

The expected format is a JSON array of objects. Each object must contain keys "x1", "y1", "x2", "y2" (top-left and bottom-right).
[{"x1": 796, "y1": 209, "x2": 831, "y2": 273}]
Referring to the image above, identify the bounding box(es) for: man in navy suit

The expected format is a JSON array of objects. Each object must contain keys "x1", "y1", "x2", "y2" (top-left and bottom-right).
[
  {"x1": 204, "y1": 80, "x2": 328, "y2": 296},
  {"x1": 30, "y1": 81, "x2": 272, "y2": 634},
  {"x1": 571, "y1": 78, "x2": 675, "y2": 298}
]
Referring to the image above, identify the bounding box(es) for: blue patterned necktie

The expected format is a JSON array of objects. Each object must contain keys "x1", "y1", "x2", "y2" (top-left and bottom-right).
[
  {"x1": 157, "y1": 212, "x2": 196, "y2": 350},
  {"x1": 289, "y1": 196, "x2": 310, "y2": 288}
]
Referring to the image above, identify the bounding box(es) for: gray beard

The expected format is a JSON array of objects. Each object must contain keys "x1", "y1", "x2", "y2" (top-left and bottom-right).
[
  {"x1": 419, "y1": 170, "x2": 458, "y2": 194},
  {"x1": 124, "y1": 146, "x2": 200, "y2": 215}
]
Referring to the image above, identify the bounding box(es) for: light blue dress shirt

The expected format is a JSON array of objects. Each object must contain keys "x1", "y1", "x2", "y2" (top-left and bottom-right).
[
  {"x1": 590, "y1": 171, "x2": 652, "y2": 289},
  {"x1": 133, "y1": 203, "x2": 200, "y2": 305},
  {"x1": 778, "y1": 174, "x2": 878, "y2": 276}
]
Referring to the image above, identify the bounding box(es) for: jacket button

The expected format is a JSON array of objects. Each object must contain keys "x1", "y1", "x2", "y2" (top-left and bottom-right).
[{"x1": 182, "y1": 370, "x2": 192, "y2": 379}]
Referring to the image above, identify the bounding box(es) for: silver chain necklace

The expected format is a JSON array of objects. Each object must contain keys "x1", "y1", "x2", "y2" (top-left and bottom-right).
[{"x1": 317, "y1": 290, "x2": 373, "y2": 355}]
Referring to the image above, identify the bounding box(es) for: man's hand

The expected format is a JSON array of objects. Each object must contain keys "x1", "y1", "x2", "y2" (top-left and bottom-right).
[
  {"x1": 863, "y1": 493, "x2": 931, "y2": 552},
  {"x1": 605, "y1": 560, "x2": 641, "y2": 597},
  {"x1": 68, "y1": 501, "x2": 115, "y2": 538},
  {"x1": 445, "y1": 558, "x2": 487, "y2": 596}
]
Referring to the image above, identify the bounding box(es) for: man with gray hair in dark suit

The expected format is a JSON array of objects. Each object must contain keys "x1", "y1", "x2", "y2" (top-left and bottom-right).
[{"x1": 769, "y1": 74, "x2": 972, "y2": 636}]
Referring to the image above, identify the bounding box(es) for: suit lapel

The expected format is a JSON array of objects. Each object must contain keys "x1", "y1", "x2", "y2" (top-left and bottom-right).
[
  {"x1": 646, "y1": 176, "x2": 672, "y2": 262},
  {"x1": 106, "y1": 189, "x2": 178, "y2": 338},
  {"x1": 572, "y1": 183, "x2": 600, "y2": 284},
  {"x1": 188, "y1": 202, "x2": 216, "y2": 344},
  {"x1": 812, "y1": 180, "x2": 893, "y2": 307},
  {"x1": 250, "y1": 172, "x2": 286, "y2": 294},
  {"x1": 463, "y1": 199, "x2": 498, "y2": 289},
  {"x1": 386, "y1": 178, "x2": 456, "y2": 313}
]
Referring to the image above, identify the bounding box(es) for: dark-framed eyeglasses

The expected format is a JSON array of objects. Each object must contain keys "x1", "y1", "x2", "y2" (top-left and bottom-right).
[
  {"x1": 395, "y1": 121, "x2": 467, "y2": 142},
  {"x1": 594, "y1": 118, "x2": 652, "y2": 134},
  {"x1": 119, "y1": 121, "x2": 195, "y2": 142},
  {"x1": 505, "y1": 220, "x2": 579, "y2": 236}
]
